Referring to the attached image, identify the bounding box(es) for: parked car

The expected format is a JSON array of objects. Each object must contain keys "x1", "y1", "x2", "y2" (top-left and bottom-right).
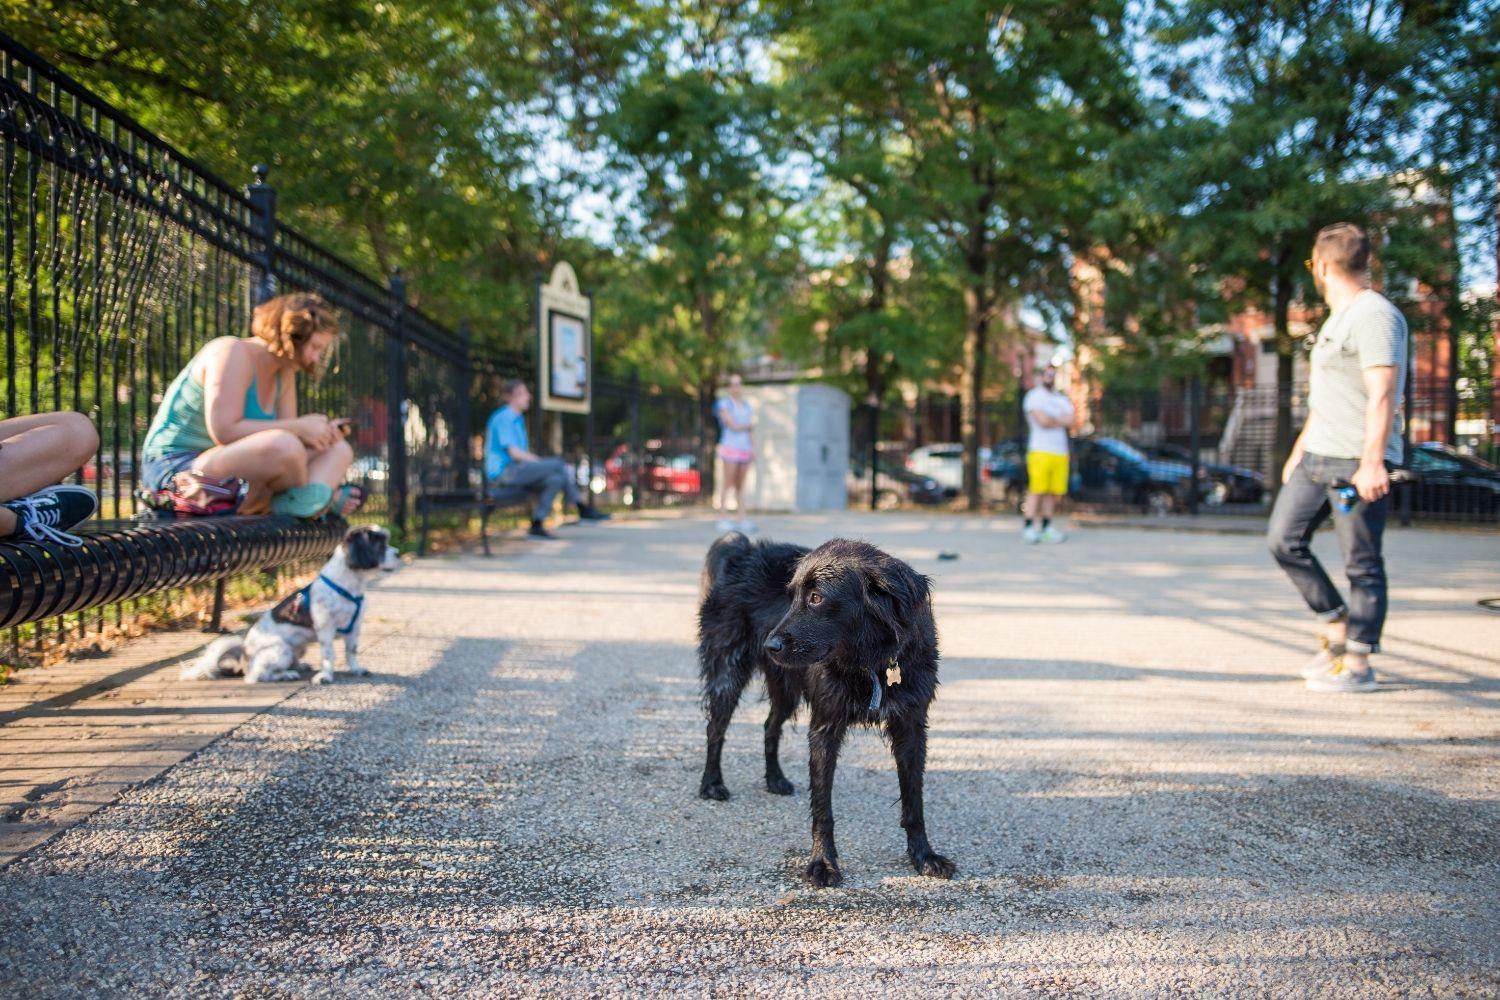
[
  {"x1": 906, "y1": 442, "x2": 1011, "y2": 499},
  {"x1": 982, "y1": 440, "x2": 1029, "y2": 508},
  {"x1": 1072, "y1": 437, "x2": 1196, "y2": 514},
  {"x1": 1133, "y1": 441, "x2": 1268, "y2": 506},
  {"x1": 850, "y1": 457, "x2": 947, "y2": 508},
  {"x1": 1403, "y1": 443, "x2": 1500, "y2": 519},
  {"x1": 603, "y1": 443, "x2": 702, "y2": 498}
]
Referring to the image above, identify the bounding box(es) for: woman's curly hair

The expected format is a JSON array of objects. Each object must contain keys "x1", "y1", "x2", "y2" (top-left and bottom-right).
[{"x1": 250, "y1": 292, "x2": 341, "y2": 378}]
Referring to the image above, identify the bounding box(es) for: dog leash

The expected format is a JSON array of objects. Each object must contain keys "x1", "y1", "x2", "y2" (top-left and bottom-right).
[{"x1": 315, "y1": 574, "x2": 364, "y2": 635}]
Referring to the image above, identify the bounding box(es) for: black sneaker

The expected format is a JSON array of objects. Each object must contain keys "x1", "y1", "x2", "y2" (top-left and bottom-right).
[
  {"x1": 527, "y1": 520, "x2": 555, "y2": 539},
  {"x1": 2, "y1": 485, "x2": 99, "y2": 547},
  {"x1": 577, "y1": 503, "x2": 612, "y2": 522}
]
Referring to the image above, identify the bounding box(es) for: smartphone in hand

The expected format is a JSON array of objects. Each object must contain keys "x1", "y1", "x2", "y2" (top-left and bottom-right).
[{"x1": 334, "y1": 418, "x2": 357, "y2": 438}]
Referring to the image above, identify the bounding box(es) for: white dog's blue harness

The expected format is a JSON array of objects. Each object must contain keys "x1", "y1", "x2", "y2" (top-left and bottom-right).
[{"x1": 312, "y1": 574, "x2": 364, "y2": 635}]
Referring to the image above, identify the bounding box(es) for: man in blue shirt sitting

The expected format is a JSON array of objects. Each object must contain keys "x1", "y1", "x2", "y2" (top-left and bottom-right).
[{"x1": 485, "y1": 380, "x2": 610, "y2": 539}]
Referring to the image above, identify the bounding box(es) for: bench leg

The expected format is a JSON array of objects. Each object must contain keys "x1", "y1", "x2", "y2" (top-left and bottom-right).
[
  {"x1": 418, "y1": 503, "x2": 430, "y2": 558},
  {"x1": 206, "y1": 579, "x2": 227, "y2": 633},
  {"x1": 480, "y1": 504, "x2": 493, "y2": 557}
]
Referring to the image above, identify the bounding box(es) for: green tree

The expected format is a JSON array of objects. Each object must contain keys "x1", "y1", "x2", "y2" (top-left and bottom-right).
[
  {"x1": 1, "y1": 0, "x2": 632, "y2": 352},
  {"x1": 596, "y1": 2, "x2": 795, "y2": 485},
  {"x1": 1148, "y1": 0, "x2": 1476, "y2": 470},
  {"x1": 773, "y1": 0, "x2": 1138, "y2": 506}
]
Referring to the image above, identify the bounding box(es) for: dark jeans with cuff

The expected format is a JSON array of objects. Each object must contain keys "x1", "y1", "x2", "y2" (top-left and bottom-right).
[
  {"x1": 1266, "y1": 452, "x2": 1389, "y2": 654},
  {"x1": 490, "y1": 457, "x2": 581, "y2": 522}
]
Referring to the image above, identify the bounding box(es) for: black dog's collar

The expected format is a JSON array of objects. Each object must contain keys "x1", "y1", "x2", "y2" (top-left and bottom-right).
[{"x1": 867, "y1": 658, "x2": 903, "y2": 713}]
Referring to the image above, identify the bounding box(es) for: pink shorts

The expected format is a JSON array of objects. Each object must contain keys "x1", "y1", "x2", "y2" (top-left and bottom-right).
[{"x1": 719, "y1": 446, "x2": 753, "y2": 465}]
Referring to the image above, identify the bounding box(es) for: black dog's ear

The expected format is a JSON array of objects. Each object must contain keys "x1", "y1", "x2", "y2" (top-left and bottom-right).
[
  {"x1": 344, "y1": 526, "x2": 385, "y2": 570},
  {"x1": 862, "y1": 560, "x2": 931, "y2": 653}
]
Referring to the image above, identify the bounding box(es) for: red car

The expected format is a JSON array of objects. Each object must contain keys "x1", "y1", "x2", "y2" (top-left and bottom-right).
[{"x1": 604, "y1": 444, "x2": 702, "y2": 496}]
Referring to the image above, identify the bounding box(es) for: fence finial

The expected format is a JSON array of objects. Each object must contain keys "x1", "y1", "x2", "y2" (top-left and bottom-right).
[{"x1": 251, "y1": 163, "x2": 270, "y2": 185}]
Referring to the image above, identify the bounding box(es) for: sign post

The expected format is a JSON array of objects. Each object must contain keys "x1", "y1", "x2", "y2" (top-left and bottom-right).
[{"x1": 536, "y1": 262, "x2": 592, "y2": 417}]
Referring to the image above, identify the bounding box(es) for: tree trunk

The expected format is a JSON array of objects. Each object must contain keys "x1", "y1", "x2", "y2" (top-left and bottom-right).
[
  {"x1": 699, "y1": 377, "x2": 718, "y2": 505},
  {"x1": 960, "y1": 278, "x2": 986, "y2": 508},
  {"x1": 1272, "y1": 248, "x2": 1296, "y2": 490},
  {"x1": 959, "y1": 204, "x2": 990, "y2": 508}
]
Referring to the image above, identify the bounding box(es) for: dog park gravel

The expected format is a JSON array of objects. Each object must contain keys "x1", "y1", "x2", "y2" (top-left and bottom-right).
[{"x1": 1, "y1": 511, "x2": 1497, "y2": 997}]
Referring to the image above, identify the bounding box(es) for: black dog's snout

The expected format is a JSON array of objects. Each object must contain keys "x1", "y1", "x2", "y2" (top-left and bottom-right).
[{"x1": 764, "y1": 634, "x2": 784, "y2": 654}]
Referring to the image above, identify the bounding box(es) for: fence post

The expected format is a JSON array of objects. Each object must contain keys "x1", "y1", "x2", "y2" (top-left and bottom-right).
[
  {"x1": 246, "y1": 164, "x2": 276, "y2": 306},
  {"x1": 387, "y1": 268, "x2": 409, "y2": 536},
  {"x1": 585, "y1": 393, "x2": 596, "y2": 504},
  {"x1": 1187, "y1": 375, "x2": 1201, "y2": 515},
  {"x1": 457, "y1": 320, "x2": 473, "y2": 492},
  {"x1": 867, "y1": 392, "x2": 880, "y2": 511},
  {"x1": 1400, "y1": 324, "x2": 1415, "y2": 526},
  {"x1": 629, "y1": 372, "x2": 642, "y2": 509},
  {"x1": 209, "y1": 163, "x2": 278, "y2": 630}
]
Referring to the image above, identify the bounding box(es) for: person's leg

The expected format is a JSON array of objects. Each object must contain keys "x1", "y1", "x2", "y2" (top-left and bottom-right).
[
  {"x1": 1330, "y1": 487, "x2": 1390, "y2": 670},
  {"x1": 536, "y1": 457, "x2": 581, "y2": 507},
  {"x1": 1022, "y1": 451, "x2": 1045, "y2": 540},
  {"x1": 305, "y1": 438, "x2": 356, "y2": 514},
  {"x1": 724, "y1": 461, "x2": 743, "y2": 512},
  {"x1": 498, "y1": 460, "x2": 563, "y2": 522},
  {"x1": 193, "y1": 429, "x2": 309, "y2": 514},
  {"x1": 0, "y1": 411, "x2": 99, "y2": 502},
  {"x1": 0, "y1": 412, "x2": 100, "y2": 537},
  {"x1": 1267, "y1": 458, "x2": 1347, "y2": 631}
]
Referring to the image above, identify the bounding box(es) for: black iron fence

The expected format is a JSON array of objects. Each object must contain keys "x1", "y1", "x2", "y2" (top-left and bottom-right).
[{"x1": 0, "y1": 34, "x2": 704, "y2": 665}]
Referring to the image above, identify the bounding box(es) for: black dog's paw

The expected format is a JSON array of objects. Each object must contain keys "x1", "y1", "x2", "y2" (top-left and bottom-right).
[
  {"x1": 698, "y1": 781, "x2": 731, "y2": 801},
  {"x1": 803, "y1": 857, "x2": 843, "y2": 889},
  {"x1": 912, "y1": 851, "x2": 956, "y2": 879},
  {"x1": 765, "y1": 774, "x2": 795, "y2": 796}
]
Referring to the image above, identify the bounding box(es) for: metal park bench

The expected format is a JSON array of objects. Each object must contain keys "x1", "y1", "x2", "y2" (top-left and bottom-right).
[{"x1": 1, "y1": 515, "x2": 346, "y2": 632}]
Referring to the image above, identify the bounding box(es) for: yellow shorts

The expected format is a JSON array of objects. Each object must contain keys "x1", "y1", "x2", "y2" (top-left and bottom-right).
[{"x1": 1027, "y1": 451, "x2": 1070, "y2": 496}]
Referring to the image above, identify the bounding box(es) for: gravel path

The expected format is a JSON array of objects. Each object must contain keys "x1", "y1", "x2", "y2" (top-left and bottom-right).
[{"x1": 1, "y1": 511, "x2": 1496, "y2": 997}]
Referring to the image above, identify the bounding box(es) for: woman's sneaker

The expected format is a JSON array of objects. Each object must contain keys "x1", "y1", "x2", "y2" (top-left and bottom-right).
[
  {"x1": 1039, "y1": 526, "x2": 1066, "y2": 544},
  {"x1": 1305, "y1": 657, "x2": 1377, "y2": 693},
  {"x1": 1, "y1": 485, "x2": 99, "y2": 547},
  {"x1": 1021, "y1": 524, "x2": 1041, "y2": 544}
]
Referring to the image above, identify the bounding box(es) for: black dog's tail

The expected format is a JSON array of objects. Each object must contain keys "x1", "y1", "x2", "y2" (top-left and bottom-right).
[{"x1": 700, "y1": 530, "x2": 752, "y2": 603}]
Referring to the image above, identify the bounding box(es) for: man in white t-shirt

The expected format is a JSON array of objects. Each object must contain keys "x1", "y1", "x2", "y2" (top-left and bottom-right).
[
  {"x1": 1021, "y1": 366, "x2": 1075, "y2": 544},
  {"x1": 1268, "y1": 222, "x2": 1406, "y2": 694}
]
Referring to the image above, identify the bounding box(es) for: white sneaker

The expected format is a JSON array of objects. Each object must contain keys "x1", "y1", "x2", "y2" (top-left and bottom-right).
[
  {"x1": 1021, "y1": 525, "x2": 1041, "y2": 544},
  {"x1": 1300, "y1": 637, "x2": 1340, "y2": 679},
  {"x1": 1305, "y1": 658, "x2": 1377, "y2": 693},
  {"x1": 1039, "y1": 526, "x2": 1066, "y2": 544},
  {"x1": 715, "y1": 519, "x2": 737, "y2": 532},
  {"x1": 736, "y1": 519, "x2": 756, "y2": 533}
]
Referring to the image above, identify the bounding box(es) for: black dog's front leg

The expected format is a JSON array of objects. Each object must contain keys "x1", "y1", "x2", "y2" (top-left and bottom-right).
[
  {"x1": 803, "y1": 714, "x2": 849, "y2": 887},
  {"x1": 888, "y1": 711, "x2": 955, "y2": 879}
]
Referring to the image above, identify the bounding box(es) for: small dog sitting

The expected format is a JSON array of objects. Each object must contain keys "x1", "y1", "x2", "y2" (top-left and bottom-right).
[
  {"x1": 697, "y1": 533, "x2": 954, "y2": 888},
  {"x1": 183, "y1": 524, "x2": 399, "y2": 685}
]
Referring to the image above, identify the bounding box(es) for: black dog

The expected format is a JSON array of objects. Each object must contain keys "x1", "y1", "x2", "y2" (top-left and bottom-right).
[{"x1": 697, "y1": 533, "x2": 954, "y2": 888}]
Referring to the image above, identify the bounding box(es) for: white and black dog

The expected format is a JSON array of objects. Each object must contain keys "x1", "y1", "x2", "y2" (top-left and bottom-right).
[{"x1": 182, "y1": 524, "x2": 399, "y2": 685}]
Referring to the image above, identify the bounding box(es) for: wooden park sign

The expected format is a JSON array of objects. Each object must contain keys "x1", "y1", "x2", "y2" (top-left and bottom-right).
[{"x1": 535, "y1": 262, "x2": 592, "y2": 415}]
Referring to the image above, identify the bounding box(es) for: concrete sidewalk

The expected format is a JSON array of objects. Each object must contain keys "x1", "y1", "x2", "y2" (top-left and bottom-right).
[{"x1": 0, "y1": 511, "x2": 1496, "y2": 997}]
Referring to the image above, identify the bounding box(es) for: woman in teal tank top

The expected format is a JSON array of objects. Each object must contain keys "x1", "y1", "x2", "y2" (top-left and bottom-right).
[{"x1": 141, "y1": 292, "x2": 362, "y2": 518}]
